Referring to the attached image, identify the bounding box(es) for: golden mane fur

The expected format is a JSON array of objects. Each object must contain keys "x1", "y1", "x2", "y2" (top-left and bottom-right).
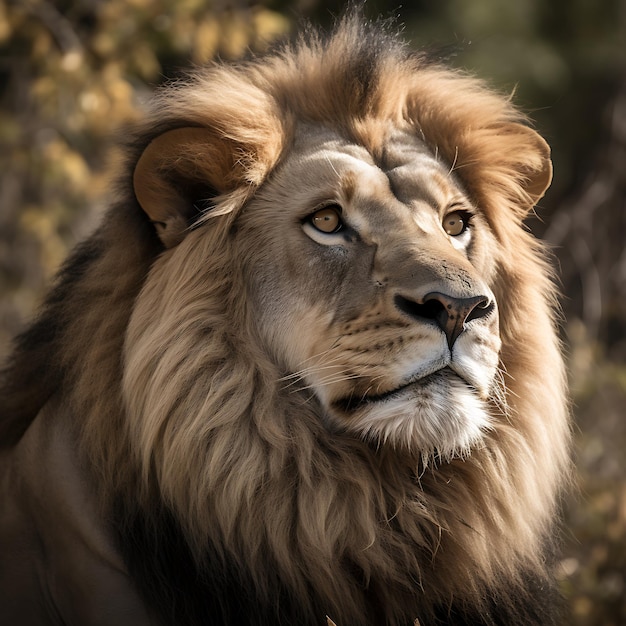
[{"x1": 1, "y1": 12, "x2": 570, "y2": 626}]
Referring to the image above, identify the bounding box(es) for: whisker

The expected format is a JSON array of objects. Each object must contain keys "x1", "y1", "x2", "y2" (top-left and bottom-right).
[
  {"x1": 286, "y1": 372, "x2": 364, "y2": 395},
  {"x1": 490, "y1": 365, "x2": 511, "y2": 419},
  {"x1": 280, "y1": 363, "x2": 346, "y2": 387},
  {"x1": 447, "y1": 146, "x2": 459, "y2": 175},
  {"x1": 448, "y1": 156, "x2": 481, "y2": 173},
  {"x1": 324, "y1": 153, "x2": 341, "y2": 179},
  {"x1": 279, "y1": 348, "x2": 347, "y2": 383},
  {"x1": 310, "y1": 372, "x2": 363, "y2": 388}
]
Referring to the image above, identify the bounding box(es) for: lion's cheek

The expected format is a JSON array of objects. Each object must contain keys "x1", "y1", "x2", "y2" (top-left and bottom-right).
[{"x1": 247, "y1": 288, "x2": 334, "y2": 376}]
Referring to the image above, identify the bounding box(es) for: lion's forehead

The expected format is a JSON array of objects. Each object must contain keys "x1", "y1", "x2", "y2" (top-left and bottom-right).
[{"x1": 288, "y1": 125, "x2": 467, "y2": 229}]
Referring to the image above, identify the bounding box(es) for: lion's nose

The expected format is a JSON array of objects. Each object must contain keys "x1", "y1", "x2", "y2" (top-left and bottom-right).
[{"x1": 395, "y1": 292, "x2": 494, "y2": 348}]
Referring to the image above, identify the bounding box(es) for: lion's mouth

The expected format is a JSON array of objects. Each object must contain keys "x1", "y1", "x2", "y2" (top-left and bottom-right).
[{"x1": 333, "y1": 367, "x2": 456, "y2": 413}]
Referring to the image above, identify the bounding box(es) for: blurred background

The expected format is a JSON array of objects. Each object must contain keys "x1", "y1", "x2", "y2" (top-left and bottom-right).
[{"x1": 0, "y1": 0, "x2": 624, "y2": 623}]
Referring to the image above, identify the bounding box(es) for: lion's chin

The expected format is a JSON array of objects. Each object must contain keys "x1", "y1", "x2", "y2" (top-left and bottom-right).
[{"x1": 332, "y1": 370, "x2": 493, "y2": 461}]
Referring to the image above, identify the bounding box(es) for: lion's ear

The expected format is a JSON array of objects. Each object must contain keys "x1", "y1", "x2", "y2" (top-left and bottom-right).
[
  {"x1": 133, "y1": 127, "x2": 233, "y2": 248},
  {"x1": 504, "y1": 123, "x2": 553, "y2": 207}
]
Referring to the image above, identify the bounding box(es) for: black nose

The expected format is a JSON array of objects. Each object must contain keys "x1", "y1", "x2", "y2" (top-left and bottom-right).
[{"x1": 395, "y1": 292, "x2": 494, "y2": 348}]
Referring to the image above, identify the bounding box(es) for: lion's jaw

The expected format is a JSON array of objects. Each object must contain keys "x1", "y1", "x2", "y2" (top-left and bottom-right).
[{"x1": 241, "y1": 125, "x2": 502, "y2": 460}]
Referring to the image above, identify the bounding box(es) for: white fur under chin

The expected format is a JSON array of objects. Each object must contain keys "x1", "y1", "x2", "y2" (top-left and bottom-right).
[{"x1": 345, "y1": 373, "x2": 492, "y2": 461}]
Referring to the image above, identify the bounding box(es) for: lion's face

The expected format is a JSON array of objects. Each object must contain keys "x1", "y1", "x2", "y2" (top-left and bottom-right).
[{"x1": 237, "y1": 125, "x2": 501, "y2": 459}]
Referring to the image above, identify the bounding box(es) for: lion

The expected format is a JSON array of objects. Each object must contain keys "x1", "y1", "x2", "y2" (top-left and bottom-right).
[{"x1": 0, "y1": 12, "x2": 570, "y2": 626}]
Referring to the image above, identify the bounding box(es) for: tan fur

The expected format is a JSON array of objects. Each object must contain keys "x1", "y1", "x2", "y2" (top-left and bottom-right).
[{"x1": 1, "y1": 13, "x2": 570, "y2": 626}]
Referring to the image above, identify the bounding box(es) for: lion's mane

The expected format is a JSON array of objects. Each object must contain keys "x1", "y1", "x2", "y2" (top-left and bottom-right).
[{"x1": 1, "y1": 13, "x2": 570, "y2": 626}]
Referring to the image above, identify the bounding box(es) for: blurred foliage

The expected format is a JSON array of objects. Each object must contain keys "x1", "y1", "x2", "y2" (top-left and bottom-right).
[
  {"x1": 0, "y1": 0, "x2": 290, "y2": 348},
  {"x1": 0, "y1": 0, "x2": 624, "y2": 624}
]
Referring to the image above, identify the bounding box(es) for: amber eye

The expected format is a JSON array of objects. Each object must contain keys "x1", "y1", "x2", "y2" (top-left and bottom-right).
[
  {"x1": 309, "y1": 206, "x2": 343, "y2": 234},
  {"x1": 443, "y1": 211, "x2": 469, "y2": 236}
]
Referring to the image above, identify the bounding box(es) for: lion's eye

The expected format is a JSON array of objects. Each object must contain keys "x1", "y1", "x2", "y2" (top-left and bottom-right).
[
  {"x1": 443, "y1": 211, "x2": 469, "y2": 237},
  {"x1": 308, "y1": 206, "x2": 343, "y2": 234}
]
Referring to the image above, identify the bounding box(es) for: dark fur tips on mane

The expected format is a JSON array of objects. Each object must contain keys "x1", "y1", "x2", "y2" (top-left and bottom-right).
[
  {"x1": 115, "y1": 500, "x2": 320, "y2": 626},
  {"x1": 117, "y1": 501, "x2": 562, "y2": 626},
  {"x1": 301, "y1": 10, "x2": 410, "y2": 101},
  {"x1": 0, "y1": 239, "x2": 103, "y2": 445},
  {"x1": 0, "y1": 201, "x2": 160, "y2": 447}
]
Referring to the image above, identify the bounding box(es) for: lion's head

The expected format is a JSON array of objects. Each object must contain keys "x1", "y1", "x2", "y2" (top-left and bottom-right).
[
  {"x1": 1, "y1": 13, "x2": 570, "y2": 626},
  {"x1": 240, "y1": 123, "x2": 503, "y2": 458}
]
